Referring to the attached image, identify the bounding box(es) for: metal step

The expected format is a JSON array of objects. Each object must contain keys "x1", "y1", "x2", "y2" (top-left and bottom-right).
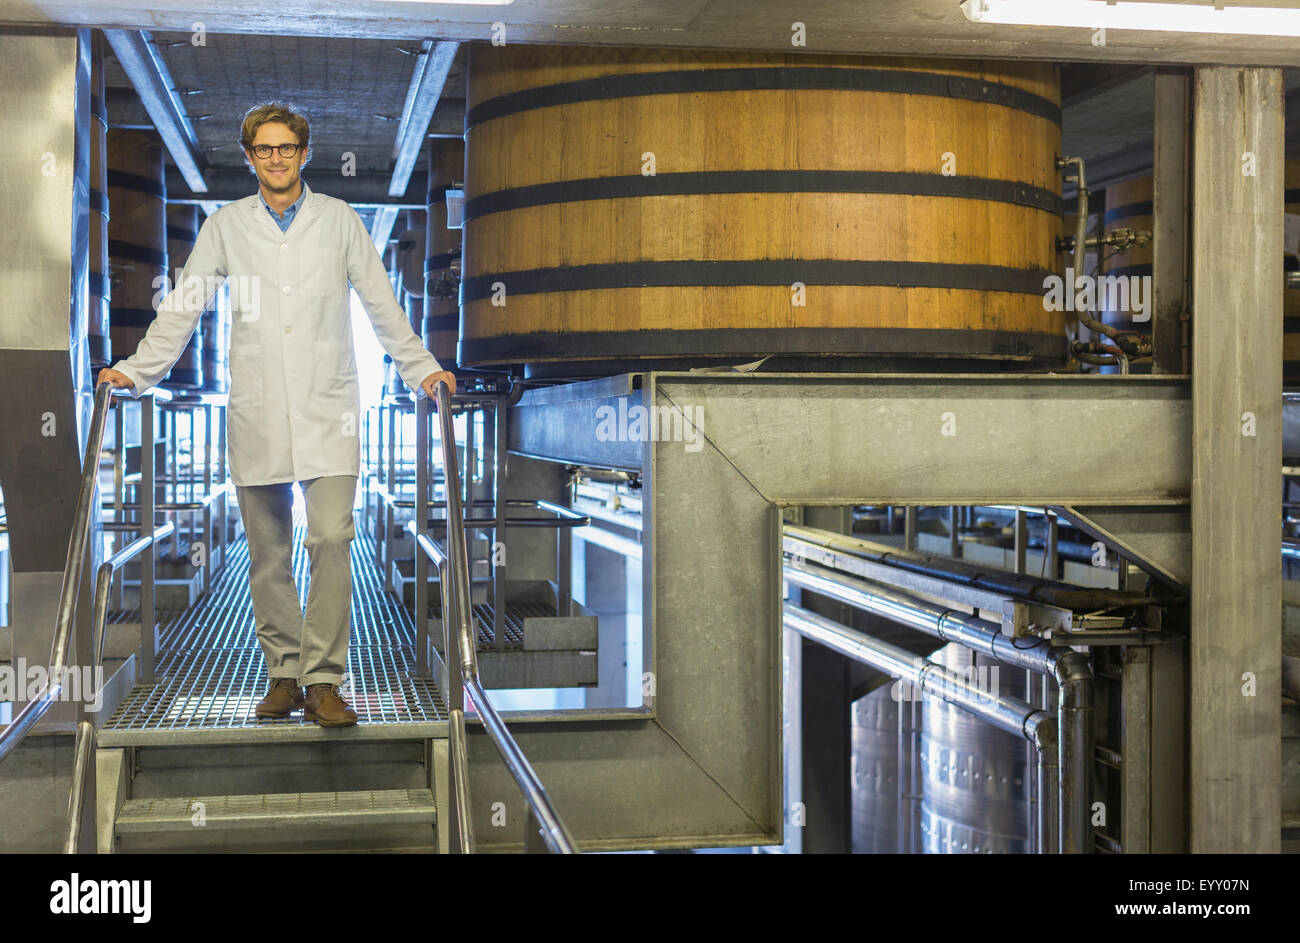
[
  {"x1": 98, "y1": 719, "x2": 447, "y2": 747},
  {"x1": 116, "y1": 788, "x2": 436, "y2": 834}
]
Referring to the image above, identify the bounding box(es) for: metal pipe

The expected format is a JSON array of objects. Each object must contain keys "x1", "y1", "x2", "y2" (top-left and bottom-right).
[
  {"x1": 784, "y1": 603, "x2": 1060, "y2": 853},
  {"x1": 1062, "y1": 156, "x2": 1142, "y2": 358},
  {"x1": 785, "y1": 524, "x2": 1146, "y2": 610},
  {"x1": 784, "y1": 559, "x2": 1092, "y2": 853}
]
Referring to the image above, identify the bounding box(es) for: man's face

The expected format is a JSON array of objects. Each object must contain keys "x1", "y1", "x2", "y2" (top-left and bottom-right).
[{"x1": 244, "y1": 121, "x2": 307, "y2": 194}]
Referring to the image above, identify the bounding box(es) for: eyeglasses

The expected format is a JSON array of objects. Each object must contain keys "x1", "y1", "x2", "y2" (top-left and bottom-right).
[{"x1": 249, "y1": 143, "x2": 303, "y2": 159}]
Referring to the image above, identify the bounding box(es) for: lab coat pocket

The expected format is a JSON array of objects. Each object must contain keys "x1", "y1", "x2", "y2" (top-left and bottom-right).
[
  {"x1": 312, "y1": 340, "x2": 356, "y2": 397},
  {"x1": 297, "y1": 247, "x2": 346, "y2": 297},
  {"x1": 228, "y1": 346, "x2": 264, "y2": 409}
]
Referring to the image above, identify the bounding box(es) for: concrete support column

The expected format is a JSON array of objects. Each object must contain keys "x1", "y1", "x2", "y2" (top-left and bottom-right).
[{"x1": 1190, "y1": 66, "x2": 1283, "y2": 853}]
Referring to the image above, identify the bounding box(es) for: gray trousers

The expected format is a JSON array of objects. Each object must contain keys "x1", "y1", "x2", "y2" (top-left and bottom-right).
[{"x1": 235, "y1": 475, "x2": 357, "y2": 688}]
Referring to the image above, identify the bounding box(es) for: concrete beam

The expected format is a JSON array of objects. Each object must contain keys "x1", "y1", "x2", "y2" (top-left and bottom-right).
[
  {"x1": 1190, "y1": 66, "x2": 1284, "y2": 853},
  {"x1": 11, "y1": 2, "x2": 1300, "y2": 68}
]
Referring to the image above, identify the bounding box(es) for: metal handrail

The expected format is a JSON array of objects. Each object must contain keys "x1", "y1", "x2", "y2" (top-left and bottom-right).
[
  {"x1": 419, "y1": 382, "x2": 578, "y2": 854},
  {"x1": 99, "y1": 480, "x2": 231, "y2": 512},
  {"x1": 65, "y1": 720, "x2": 96, "y2": 854},
  {"x1": 91, "y1": 520, "x2": 176, "y2": 669},
  {"x1": 0, "y1": 383, "x2": 172, "y2": 757}
]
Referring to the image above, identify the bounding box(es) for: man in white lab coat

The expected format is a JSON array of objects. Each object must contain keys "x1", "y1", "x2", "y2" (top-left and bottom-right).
[{"x1": 99, "y1": 102, "x2": 456, "y2": 726}]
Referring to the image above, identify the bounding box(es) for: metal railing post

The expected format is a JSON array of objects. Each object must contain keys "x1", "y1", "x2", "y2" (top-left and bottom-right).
[
  {"x1": 384, "y1": 400, "x2": 396, "y2": 591},
  {"x1": 141, "y1": 394, "x2": 157, "y2": 684},
  {"x1": 202, "y1": 402, "x2": 212, "y2": 592},
  {"x1": 493, "y1": 401, "x2": 506, "y2": 648},
  {"x1": 415, "y1": 395, "x2": 430, "y2": 678}
]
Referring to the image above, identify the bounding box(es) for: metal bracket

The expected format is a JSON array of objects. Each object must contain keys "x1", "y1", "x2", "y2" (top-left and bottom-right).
[{"x1": 1001, "y1": 599, "x2": 1073, "y2": 639}]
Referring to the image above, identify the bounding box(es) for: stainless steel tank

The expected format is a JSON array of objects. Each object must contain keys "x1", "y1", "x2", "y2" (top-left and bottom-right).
[
  {"x1": 921, "y1": 642, "x2": 1028, "y2": 854},
  {"x1": 851, "y1": 683, "x2": 903, "y2": 853}
]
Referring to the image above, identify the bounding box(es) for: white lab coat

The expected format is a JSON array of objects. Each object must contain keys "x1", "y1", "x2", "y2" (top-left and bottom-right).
[{"x1": 113, "y1": 181, "x2": 442, "y2": 487}]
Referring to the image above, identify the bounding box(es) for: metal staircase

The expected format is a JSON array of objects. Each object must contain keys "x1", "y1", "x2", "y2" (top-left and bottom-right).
[
  {"x1": 97, "y1": 515, "x2": 448, "y2": 853},
  {"x1": 0, "y1": 380, "x2": 575, "y2": 854}
]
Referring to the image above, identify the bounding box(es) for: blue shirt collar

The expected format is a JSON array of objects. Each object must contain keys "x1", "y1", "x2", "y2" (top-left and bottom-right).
[{"x1": 258, "y1": 180, "x2": 308, "y2": 227}]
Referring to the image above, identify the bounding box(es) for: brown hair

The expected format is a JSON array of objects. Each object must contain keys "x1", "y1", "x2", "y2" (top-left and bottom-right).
[{"x1": 239, "y1": 101, "x2": 310, "y2": 160}]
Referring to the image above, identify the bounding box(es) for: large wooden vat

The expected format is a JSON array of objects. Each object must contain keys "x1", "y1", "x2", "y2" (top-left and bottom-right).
[
  {"x1": 164, "y1": 202, "x2": 203, "y2": 389},
  {"x1": 461, "y1": 46, "x2": 1065, "y2": 371},
  {"x1": 424, "y1": 140, "x2": 463, "y2": 370},
  {"x1": 1104, "y1": 165, "x2": 1298, "y2": 382},
  {"x1": 108, "y1": 129, "x2": 168, "y2": 379}
]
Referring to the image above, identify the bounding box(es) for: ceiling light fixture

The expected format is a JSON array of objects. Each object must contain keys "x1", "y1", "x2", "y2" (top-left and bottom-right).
[{"x1": 961, "y1": 0, "x2": 1300, "y2": 37}]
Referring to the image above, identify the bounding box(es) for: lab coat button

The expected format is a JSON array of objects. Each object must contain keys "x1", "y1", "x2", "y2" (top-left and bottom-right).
[
  {"x1": 282, "y1": 285, "x2": 291, "y2": 294},
  {"x1": 280, "y1": 243, "x2": 287, "y2": 250}
]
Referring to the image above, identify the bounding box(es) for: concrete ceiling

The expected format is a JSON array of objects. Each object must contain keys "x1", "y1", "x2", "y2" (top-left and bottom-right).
[
  {"x1": 1061, "y1": 65, "x2": 1300, "y2": 190},
  {"x1": 105, "y1": 33, "x2": 465, "y2": 176},
  {"x1": 4, "y1": 0, "x2": 1300, "y2": 68}
]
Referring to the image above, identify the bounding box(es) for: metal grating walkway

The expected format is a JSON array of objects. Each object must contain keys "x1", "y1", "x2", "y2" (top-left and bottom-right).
[
  {"x1": 100, "y1": 498, "x2": 446, "y2": 745},
  {"x1": 426, "y1": 599, "x2": 558, "y2": 648}
]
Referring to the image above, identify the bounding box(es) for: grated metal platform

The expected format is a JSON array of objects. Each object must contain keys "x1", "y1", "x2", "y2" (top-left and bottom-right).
[
  {"x1": 426, "y1": 599, "x2": 560, "y2": 648},
  {"x1": 99, "y1": 500, "x2": 446, "y2": 745}
]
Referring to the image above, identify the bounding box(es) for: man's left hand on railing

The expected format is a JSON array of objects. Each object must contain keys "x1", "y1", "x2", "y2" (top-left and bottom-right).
[{"x1": 420, "y1": 370, "x2": 457, "y2": 403}]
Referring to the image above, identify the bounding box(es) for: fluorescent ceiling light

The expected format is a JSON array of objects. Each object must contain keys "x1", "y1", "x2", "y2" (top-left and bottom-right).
[{"x1": 961, "y1": 0, "x2": 1300, "y2": 37}]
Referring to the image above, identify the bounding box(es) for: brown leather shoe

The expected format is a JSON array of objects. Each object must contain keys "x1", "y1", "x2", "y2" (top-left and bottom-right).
[
  {"x1": 255, "y1": 677, "x2": 304, "y2": 718},
  {"x1": 304, "y1": 683, "x2": 359, "y2": 727}
]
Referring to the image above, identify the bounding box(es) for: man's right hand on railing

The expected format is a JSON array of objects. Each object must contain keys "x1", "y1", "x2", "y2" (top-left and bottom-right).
[
  {"x1": 97, "y1": 368, "x2": 135, "y2": 392},
  {"x1": 419, "y1": 370, "x2": 457, "y2": 404}
]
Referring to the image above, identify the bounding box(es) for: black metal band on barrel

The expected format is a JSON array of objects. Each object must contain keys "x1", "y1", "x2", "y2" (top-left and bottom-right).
[
  {"x1": 1101, "y1": 264, "x2": 1152, "y2": 279},
  {"x1": 110, "y1": 307, "x2": 157, "y2": 327},
  {"x1": 167, "y1": 225, "x2": 197, "y2": 244},
  {"x1": 424, "y1": 313, "x2": 459, "y2": 332},
  {"x1": 466, "y1": 67, "x2": 1062, "y2": 131},
  {"x1": 107, "y1": 169, "x2": 166, "y2": 199},
  {"x1": 90, "y1": 188, "x2": 108, "y2": 217},
  {"x1": 89, "y1": 271, "x2": 108, "y2": 298},
  {"x1": 460, "y1": 326, "x2": 1066, "y2": 364},
  {"x1": 1285, "y1": 316, "x2": 1300, "y2": 335},
  {"x1": 464, "y1": 170, "x2": 1063, "y2": 223},
  {"x1": 1286, "y1": 188, "x2": 1300, "y2": 204},
  {"x1": 1103, "y1": 200, "x2": 1153, "y2": 225},
  {"x1": 424, "y1": 251, "x2": 459, "y2": 275},
  {"x1": 109, "y1": 239, "x2": 166, "y2": 267},
  {"x1": 461, "y1": 259, "x2": 1052, "y2": 303}
]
